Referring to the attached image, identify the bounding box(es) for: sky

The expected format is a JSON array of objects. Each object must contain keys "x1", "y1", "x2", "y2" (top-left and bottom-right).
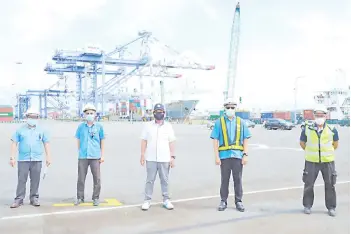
[{"x1": 0, "y1": 0, "x2": 350, "y2": 112}]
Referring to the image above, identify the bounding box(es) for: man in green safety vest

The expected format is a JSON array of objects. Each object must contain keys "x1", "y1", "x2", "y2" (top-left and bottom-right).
[
  {"x1": 299, "y1": 105, "x2": 339, "y2": 217},
  {"x1": 210, "y1": 98, "x2": 251, "y2": 212}
]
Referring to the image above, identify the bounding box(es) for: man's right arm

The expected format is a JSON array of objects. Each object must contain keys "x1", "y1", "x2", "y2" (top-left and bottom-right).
[
  {"x1": 210, "y1": 120, "x2": 220, "y2": 160},
  {"x1": 75, "y1": 125, "x2": 81, "y2": 150},
  {"x1": 299, "y1": 129, "x2": 307, "y2": 150},
  {"x1": 140, "y1": 124, "x2": 148, "y2": 157},
  {"x1": 10, "y1": 130, "x2": 20, "y2": 160}
]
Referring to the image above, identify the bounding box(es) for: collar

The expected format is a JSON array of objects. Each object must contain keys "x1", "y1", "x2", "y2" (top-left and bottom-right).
[
  {"x1": 313, "y1": 122, "x2": 326, "y2": 131},
  {"x1": 154, "y1": 120, "x2": 164, "y2": 126},
  {"x1": 225, "y1": 115, "x2": 236, "y2": 121},
  {"x1": 85, "y1": 122, "x2": 95, "y2": 127}
]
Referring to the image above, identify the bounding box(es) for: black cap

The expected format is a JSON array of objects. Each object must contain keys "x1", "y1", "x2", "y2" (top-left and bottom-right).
[{"x1": 153, "y1": 103, "x2": 165, "y2": 111}]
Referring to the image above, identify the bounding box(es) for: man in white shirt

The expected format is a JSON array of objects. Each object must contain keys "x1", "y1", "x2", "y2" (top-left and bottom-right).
[{"x1": 140, "y1": 103, "x2": 176, "y2": 211}]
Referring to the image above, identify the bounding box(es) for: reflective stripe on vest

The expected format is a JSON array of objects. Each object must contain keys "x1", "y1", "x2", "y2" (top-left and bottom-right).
[
  {"x1": 218, "y1": 116, "x2": 244, "y2": 151},
  {"x1": 304, "y1": 125, "x2": 335, "y2": 163}
]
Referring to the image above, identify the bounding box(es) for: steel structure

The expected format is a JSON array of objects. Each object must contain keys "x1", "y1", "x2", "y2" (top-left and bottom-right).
[
  {"x1": 46, "y1": 30, "x2": 215, "y2": 116},
  {"x1": 224, "y1": 2, "x2": 241, "y2": 101}
]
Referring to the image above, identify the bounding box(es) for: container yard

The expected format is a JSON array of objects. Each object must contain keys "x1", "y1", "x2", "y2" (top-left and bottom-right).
[{"x1": 0, "y1": 105, "x2": 14, "y2": 122}]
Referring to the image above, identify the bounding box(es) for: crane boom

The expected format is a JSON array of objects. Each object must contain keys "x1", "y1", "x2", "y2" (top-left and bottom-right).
[{"x1": 225, "y1": 2, "x2": 241, "y2": 101}]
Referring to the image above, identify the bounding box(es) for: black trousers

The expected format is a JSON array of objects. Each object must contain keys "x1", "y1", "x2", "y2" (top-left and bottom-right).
[
  {"x1": 220, "y1": 158, "x2": 243, "y2": 203},
  {"x1": 302, "y1": 160, "x2": 337, "y2": 210}
]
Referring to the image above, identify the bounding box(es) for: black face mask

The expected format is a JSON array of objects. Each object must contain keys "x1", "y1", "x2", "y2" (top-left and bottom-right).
[{"x1": 154, "y1": 112, "x2": 165, "y2": 120}]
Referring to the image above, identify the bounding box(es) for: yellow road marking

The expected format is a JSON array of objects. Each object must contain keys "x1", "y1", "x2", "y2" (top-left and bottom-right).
[{"x1": 52, "y1": 198, "x2": 122, "y2": 207}]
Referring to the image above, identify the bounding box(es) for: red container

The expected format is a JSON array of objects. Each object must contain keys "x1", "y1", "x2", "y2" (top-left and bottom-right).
[
  {"x1": 273, "y1": 111, "x2": 291, "y2": 120},
  {"x1": 0, "y1": 117, "x2": 14, "y2": 122},
  {"x1": 303, "y1": 110, "x2": 314, "y2": 120},
  {"x1": 0, "y1": 107, "x2": 13, "y2": 113}
]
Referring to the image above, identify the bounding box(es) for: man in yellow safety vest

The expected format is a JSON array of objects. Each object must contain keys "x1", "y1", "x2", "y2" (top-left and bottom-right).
[
  {"x1": 299, "y1": 105, "x2": 339, "y2": 216},
  {"x1": 210, "y1": 98, "x2": 251, "y2": 212}
]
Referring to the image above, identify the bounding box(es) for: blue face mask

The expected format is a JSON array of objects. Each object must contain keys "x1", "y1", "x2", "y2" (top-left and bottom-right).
[
  {"x1": 27, "y1": 119, "x2": 38, "y2": 126},
  {"x1": 86, "y1": 114, "x2": 95, "y2": 122}
]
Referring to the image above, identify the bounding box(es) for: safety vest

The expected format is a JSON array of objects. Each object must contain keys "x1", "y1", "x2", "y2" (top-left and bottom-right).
[
  {"x1": 218, "y1": 116, "x2": 244, "y2": 151},
  {"x1": 304, "y1": 125, "x2": 335, "y2": 163}
]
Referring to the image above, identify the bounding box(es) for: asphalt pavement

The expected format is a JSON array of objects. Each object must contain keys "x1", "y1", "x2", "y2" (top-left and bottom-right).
[{"x1": 0, "y1": 121, "x2": 349, "y2": 234}]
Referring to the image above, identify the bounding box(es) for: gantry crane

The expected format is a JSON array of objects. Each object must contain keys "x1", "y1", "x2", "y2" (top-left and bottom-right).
[{"x1": 224, "y1": 2, "x2": 241, "y2": 101}]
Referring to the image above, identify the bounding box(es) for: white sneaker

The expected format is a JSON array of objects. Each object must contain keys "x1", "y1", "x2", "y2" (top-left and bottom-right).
[
  {"x1": 141, "y1": 201, "x2": 151, "y2": 211},
  {"x1": 163, "y1": 200, "x2": 174, "y2": 210}
]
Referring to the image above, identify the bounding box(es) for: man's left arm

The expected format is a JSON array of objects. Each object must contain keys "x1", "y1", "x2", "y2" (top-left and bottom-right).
[
  {"x1": 99, "y1": 125, "x2": 106, "y2": 162},
  {"x1": 168, "y1": 125, "x2": 176, "y2": 167},
  {"x1": 42, "y1": 130, "x2": 51, "y2": 166},
  {"x1": 242, "y1": 122, "x2": 252, "y2": 154},
  {"x1": 332, "y1": 127, "x2": 339, "y2": 149}
]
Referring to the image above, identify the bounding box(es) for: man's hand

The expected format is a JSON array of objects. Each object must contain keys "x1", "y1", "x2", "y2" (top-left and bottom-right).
[
  {"x1": 170, "y1": 157, "x2": 175, "y2": 168},
  {"x1": 46, "y1": 157, "x2": 52, "y2": 167},
  {"x1": 242, "y1": 155, "x2": 248, "y2": 165},
  {"x1": 99, "y1": 157, "x2": 105, "y2": 163},
  {"x1": 215, "y1": 157, "x2": 221, "y2": 166},
  {"x1": 9, "y1": 158, "x2": 16, "y2": 167},
  {"x1": 140, "y1": 155, "x2": 145, "y2": 166}
]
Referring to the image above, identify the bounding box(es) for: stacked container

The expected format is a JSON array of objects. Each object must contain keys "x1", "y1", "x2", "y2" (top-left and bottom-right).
[
  {"x1": 273, "y1": 111, "x2": 291, "y2": 120},
  {"x1": 235, "y1": 111, "x2": 250, "y2": 119},
  {"x1": 303, "y1": 110, "x2": 314, "y2": 120},
  {"x1": 261, "y1": 112, "x2": 274, "y2": 119},
  {"x1": 0, "y1": 105, "x2": 14, "y2": 122}
]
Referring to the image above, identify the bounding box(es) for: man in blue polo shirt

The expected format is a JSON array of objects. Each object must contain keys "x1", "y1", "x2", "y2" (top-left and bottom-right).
[
  {"x1": 75, "y1": 104, "x2": 105, "y2": 206},
  {"x1": 210, "y1": 98, "x2": 251, "y2": 212},
  {"x1": 9, "y1": 108, "x2": 51, "y2": 208}
]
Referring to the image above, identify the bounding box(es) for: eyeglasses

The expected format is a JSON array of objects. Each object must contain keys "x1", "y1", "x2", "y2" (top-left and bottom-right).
[
  {"x1": 225, "y1": 107, "x2": 236, "y2": 110},
  {"x1": 86, "y1": 112, "x2": 95, "y2": 115}
]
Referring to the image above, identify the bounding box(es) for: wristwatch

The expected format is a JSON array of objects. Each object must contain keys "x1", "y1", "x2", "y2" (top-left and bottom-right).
[
  {"x1": 171, "y1": 156, "x2": 176, "y2": 159},
  {"x1": 243, "y1": 153, "x2": 248, "y2": 157}
]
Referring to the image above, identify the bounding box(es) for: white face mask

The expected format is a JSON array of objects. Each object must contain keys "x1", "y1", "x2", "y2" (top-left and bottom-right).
[
  {"x1": 226, "y1": 109, "x2": 236, "y2": 117},
  {"x1": 315, "y1": 117, "x2": 326, "y2": 125}
]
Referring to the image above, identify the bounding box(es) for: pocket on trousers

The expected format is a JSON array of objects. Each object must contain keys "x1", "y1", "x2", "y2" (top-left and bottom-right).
[
  {"x1": 331, "y1": 172, "x2": 337, "y2": 185},
  {"x1": 302, "y1": 171, "x2": 308, "y2": 183}
]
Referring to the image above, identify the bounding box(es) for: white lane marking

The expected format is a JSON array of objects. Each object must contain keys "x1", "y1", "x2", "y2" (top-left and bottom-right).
[{"x1": 1, "y1": 181, "x2": 349, "y2": 221}]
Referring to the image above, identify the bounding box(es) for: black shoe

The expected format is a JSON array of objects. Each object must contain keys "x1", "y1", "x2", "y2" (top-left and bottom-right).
[
  {"x1": 218, "y1": 201, "x2": 227, "y2": 211},
  {"x1": 236, "y1": 202, "x2": 245, "y2": 212},
  {"x1": 30, "y1": 200, "x2": 40, "y2": 207},
  {"x1": 10, "y1": 200, "x2": 23, "y2": 208},
  {"x1": 304, "y1": 207, "x2": 311, "y2": 214},
  {"x1": 74, "y1": 199, "x2": 84, "y2": 206}
]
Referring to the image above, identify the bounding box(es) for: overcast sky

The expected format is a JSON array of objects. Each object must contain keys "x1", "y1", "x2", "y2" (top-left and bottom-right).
[{"x1": 0, "y1": 0, "x2": 350, "y2": 111}]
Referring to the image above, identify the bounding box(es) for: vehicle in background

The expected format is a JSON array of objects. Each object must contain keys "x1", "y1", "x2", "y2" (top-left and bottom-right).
[
  {"x1": 245, "y1": 119, "x2": 255, "y2": 128},
  {"x1": 300, "y1": 120, "x2": 315, "y2": 129},
  {"x1": 264, "y1": 118, "x2": 294, "y2": 130},
  {"x1": 339, "y1": 119, "x2": 350, "y2": 127}
]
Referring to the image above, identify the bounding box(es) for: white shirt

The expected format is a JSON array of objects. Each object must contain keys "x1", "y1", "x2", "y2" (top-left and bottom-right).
[{"x1": 141, "y1": 121, "x2": 176, "y2": 162}]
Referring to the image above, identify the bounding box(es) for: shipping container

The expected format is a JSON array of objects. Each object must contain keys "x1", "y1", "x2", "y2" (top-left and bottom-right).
[
  {"x1": 303, "y1": 109, "x2": 314, "y2": 120},
  {"x1": 261, "y1": 112, "x2": 274, "y2": 119},
  {"x1": 273, "y1": 111, "x2": 291, "y2": 120},
  {"x1": 0, "y1": 107, "x2": 13, "y2": 113},
  {"x1": 236, "y1": 111, "x2": 250, "y2": 119},
  {"x1": 0, "y1": 117, "x2": 14, "y2": 122},
  {"x1": 0, "y1": 112, "x2": 13, "y2": 117}
]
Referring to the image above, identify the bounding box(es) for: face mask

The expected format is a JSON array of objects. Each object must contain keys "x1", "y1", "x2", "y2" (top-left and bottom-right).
[
  {"x1": 27, "y1": 119, "x2": 38, "y2": 126},
  {"x1": 154, "y1": 112, "x2": 165, "y2": 121},
  {"x1": 86, "y1": 114, "x2": 95, "y2": 122},
  {"x1": 315, "y1": 117, "x2": 326, "y2": 125},
  {"x1": 226, "y1": 109, "x2": 236, "y2": 117}
]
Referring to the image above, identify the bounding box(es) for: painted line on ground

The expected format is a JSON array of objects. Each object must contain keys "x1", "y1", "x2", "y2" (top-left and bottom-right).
[
  {"x1": 52, "y1": 198, "x2": 122, "y2": 207},
  {"x1": 0, "y1": 181, "x2": 349, "y2": 221}
]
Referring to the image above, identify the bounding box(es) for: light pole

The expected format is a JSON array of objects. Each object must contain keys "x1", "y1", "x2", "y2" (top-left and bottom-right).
[
  {"x1": 14, "y1": 61, "x2": 23, "y2": 119},
  {"x1": 294, "y1": 75, "x2": 305, "y2": 123}
]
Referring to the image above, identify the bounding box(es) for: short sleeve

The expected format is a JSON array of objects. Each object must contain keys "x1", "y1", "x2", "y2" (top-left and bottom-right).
[
  {"x1": 42, "y1": 130, "x2": 50, "y2": 143},
  {"x1": 332, "y1": 128, "x2": 339, "y2": 141},
  {"x1": 11, "y1": 130, "x2": 20, "y2": 143},
  {"x1": 300, "y1": 129, "x2": 307, "y2": 142},
  {"x1": 75, "y1": 125, "x2": 81, "y2": 139},
  {"x1": 210, "y1": 119, "x2": 221, "y2": 140},
  {"x1": 168, "y1": 125, "x2": 176, "y2": 142},
  {"x1": 99, "y1": 125, "x2": 105, "y2": 140},
  {"x1": 141, "y1": 124, "x2": 148, "y2": 140},
  {"x1": 242, "y1": 121, "x2": 252, "y2": 139}
]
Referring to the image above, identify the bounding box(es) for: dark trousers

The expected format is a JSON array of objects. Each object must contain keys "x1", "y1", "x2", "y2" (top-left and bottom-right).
[
  {"x1": 220, "y1": 158, "x2": 243, "y2": 203},
  {"x1": 302, "y1": 160, "x2": 337, "y2": 210},
  {"x1": 15, "y1": 161, "x2": 42, "y2": 202},
  {"x1": 77, "y1": 159, "x2": 101, "y2": 200}
]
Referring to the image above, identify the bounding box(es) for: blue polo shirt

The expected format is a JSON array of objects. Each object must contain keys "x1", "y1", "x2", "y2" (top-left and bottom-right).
[
  {"x1": 210, "y1": 116, "x2": 251, "y2": 159},
  {"x1": 11, "y1": 124, "x2": 50, "y2": 161},
  {"x1": 75, "y1": 122, "x2": 105, "y2": 159}
]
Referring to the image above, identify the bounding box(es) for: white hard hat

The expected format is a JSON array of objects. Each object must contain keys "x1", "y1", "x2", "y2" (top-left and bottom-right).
[
  {"x1": 314, "y1": 105, "x2": 328, "y2": 114},
  {"x1": 224, "y1": 98, "x2": 237, "y2": 106},
  {"x1": 83, "y1": 103, "x2": 97, "y2": 112},
  {"x1": 26, "y1": 108, "x2": 40, "y2": 116}
]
